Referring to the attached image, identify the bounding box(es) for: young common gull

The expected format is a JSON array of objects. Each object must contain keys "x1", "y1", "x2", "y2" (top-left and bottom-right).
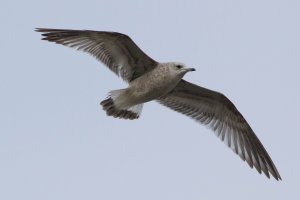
[{"x1": 36, "y1": 28, "x2": 281, "y2": 180}]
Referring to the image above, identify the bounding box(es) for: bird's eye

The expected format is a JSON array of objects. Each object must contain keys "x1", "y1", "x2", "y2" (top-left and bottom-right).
[{"x1": 176, "y1": 65, "x2": 183, "y2": 69}]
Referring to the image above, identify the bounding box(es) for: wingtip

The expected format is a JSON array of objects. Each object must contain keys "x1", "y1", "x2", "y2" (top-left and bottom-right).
[
  {"x1": 35, "y1": 28, "x2": 44, "y2": 32},
  {"x1": 275, "y1": 174, "x2": 282, "y2": 181},
  {"x1": 35, "y1": 28, "x2": 59, "y2": 33}
]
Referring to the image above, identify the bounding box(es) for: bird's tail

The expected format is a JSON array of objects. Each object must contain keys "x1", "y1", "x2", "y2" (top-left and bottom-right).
[{"x1": 100, "y1": 89, "x2": 143, "y2": 120}]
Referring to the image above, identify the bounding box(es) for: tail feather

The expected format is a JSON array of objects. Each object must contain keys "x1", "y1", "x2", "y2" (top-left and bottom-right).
[
  {"x1": 100, "y1": 90, "x2": 143, "y2": 120},
  {"x1": 100, "y1": 98, "x2": 142, "y2": 119}
]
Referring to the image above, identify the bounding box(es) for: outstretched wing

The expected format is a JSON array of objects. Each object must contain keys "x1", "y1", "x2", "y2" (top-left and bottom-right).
[
  {"x1": 158, "y1": 80, "x2": 281, "y2": 180},
  {"x1": 36, "y1": 28, "x2": 158, "y2": 82}
]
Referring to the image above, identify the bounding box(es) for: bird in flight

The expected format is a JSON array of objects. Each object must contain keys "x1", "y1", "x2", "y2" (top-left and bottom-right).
[{"x1": 36, "y1": 28, "x2": 281, "y2": 180}]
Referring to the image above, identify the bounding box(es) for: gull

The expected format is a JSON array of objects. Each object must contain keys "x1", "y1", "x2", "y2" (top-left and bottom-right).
[{"x1": 36, "y1": 28, "x2": 281, "y2": 180}]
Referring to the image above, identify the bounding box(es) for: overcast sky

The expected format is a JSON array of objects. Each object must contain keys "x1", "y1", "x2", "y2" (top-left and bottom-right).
[{"x1": 1, "y1": 0, "x2": 300, "y2": 199}]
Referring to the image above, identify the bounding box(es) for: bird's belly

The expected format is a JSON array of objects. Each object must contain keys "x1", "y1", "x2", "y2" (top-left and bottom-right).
[{"x1": 129, "y1": 77, "x2": 179, "y2": 104}]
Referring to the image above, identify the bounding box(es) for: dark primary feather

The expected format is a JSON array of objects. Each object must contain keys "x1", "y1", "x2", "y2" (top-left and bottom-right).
[
  {"x1": 158, "y1": 80, "x2": 281, "y2": 180},
  {"x1": 35, "y1": 28, "x2": 157, "y2": 82}
]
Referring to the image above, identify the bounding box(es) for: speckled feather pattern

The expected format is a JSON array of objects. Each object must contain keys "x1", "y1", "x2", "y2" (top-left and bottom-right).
[{"x1": 36, "y1": 28, "x2": 281, "y2": 180}]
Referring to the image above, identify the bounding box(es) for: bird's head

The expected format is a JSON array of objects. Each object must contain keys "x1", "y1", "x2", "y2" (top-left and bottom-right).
[{"x1": 168, "y1": 62, "x2": 196, "y2": 78}]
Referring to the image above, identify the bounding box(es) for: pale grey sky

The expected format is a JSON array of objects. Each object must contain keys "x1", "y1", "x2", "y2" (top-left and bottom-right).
[{"x1": 1, "y1": 0, "x2": 299, "y2": 199}]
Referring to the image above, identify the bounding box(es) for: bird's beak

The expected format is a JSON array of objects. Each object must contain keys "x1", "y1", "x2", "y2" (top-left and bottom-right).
[{"x1": 186, "y1": 68, "x2": 196, "y2": 72}]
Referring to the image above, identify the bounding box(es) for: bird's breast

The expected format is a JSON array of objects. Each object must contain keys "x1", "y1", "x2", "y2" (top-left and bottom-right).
[{"x1": 128, "y1": 68, "x2": 181, "y2": 104}]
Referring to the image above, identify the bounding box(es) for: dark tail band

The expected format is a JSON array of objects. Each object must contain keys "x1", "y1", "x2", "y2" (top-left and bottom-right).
[{"x1": 100, "y1": 98, "x2": 139, "y2": 120}]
